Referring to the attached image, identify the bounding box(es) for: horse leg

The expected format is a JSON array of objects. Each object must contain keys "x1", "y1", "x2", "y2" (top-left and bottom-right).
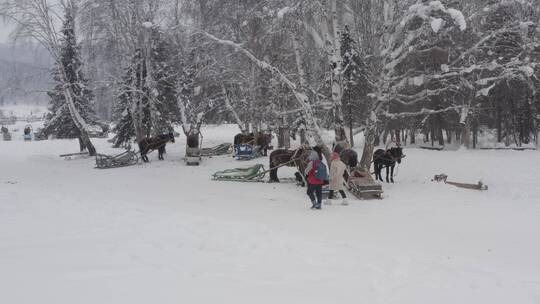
[
  {"x1": 390, "y1": 165, "x2": 395, "y2": 183},
  {"x1": 376, "y1": 163, "x2": 383, "y2": 182},
  {"x1": 158, "y1": 147, "x2": 163, "y2": 160},
  {"x1": 386, "y1": 165, "x2": 390, "y2": 183},
  {"x1": 270, "y1": 168, "x2": 279, "y2": 183},
  {"x1": 141, "y1": 153, "x2": 148, "y2": 162}
]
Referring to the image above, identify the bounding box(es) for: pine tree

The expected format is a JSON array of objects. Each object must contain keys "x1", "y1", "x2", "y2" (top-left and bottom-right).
[
  {"x1": 148, "y1": 29, "x2": 179, "y2": 135},
  {"x1": 112, "y1": 27, "x2": 179, "y2": 147},
  {"x1": 43, "y1": 8, "x2": 98, "y2": 150},
  {"x1": 112, "y1": 49, "x2": 146, "y2": 148},
  {"x1": 340, "y1": 25, "x2": 372, "y2": 147}
]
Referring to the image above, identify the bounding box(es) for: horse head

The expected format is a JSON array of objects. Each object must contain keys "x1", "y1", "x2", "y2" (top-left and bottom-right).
[
  {"x1": 168, "y1": 132, "x2": 175, "y2": 143},
  {"x1": 389, "y1": 147, "x2": 404, "y2": 164}
]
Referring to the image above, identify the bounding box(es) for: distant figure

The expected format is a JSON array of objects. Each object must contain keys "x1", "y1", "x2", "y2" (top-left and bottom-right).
[{"x1": 304, "y1": 149, "x2": 327, "y2": 210}]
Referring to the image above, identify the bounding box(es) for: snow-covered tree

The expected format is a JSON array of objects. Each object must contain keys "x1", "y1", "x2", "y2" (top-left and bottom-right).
[
  {"x1": 112, "y1": 26, "x2": 179, "y2": 146},
  {"x1": 455, "y1": 0, "x2": 540, "y2": 146},
  {"x1": 1, "y1": 0, "x2": 99, "y2": 155},
  {"x1": 42, "y1": 5, "x2": 99, "y2": 151}
]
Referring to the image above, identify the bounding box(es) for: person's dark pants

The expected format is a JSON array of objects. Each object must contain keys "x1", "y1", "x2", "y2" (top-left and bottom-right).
[
  {"x1": 328, "y1": 190, "x2": 347, "y2": 199},
  {"x1": 307, "y1": 184, "x2": 323, "y2": 208}
]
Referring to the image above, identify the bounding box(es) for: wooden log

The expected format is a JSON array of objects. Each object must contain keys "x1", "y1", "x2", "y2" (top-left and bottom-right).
[{"x1": 420, "y1": 145, "x2": 444, "y2": 151}]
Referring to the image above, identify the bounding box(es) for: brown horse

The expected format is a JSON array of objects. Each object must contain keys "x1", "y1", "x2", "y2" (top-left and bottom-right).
[
  {"x1": 269, "y1": 146, "x2": 312, "y2": 185},
  {"x1": 234, "y1": 132, "x2": 272, "y2": 156},
  {"x1": 138, "y1": 132, "x2": 175, "y2": 162}
]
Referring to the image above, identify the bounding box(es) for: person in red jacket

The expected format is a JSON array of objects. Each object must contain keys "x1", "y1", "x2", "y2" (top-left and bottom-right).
[{"x1": 304, "y1": 149, "x2": 327, "y2": 209}]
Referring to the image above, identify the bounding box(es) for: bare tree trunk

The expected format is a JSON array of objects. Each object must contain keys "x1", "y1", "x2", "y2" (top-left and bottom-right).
[
  {"x1": 462, "y1": 120, "x2": 471, "y2": 149},
  {"x1": 59, "y1": 68, "x2": 97, "y2": 156},
  {"x1": 300, "y1": 129, "x2": 307, "y2": 145},
  {"x1": 278, "y1": 127, "x2": 291, "y2": 149},
  {"x1": 223, "y1": 86, "x2": 247, "y2": 133},
  {"x1": 349, "y1": 126, "x2": 355, "y2": 148},
  {"x1": 472, "y1": 122, "x2": 478, "y2": 149},
  {"x1": 437, "y1": 128, "x2": 444, "y2": 146},
  {"x1": 328, "y1": 0, "x2": 346, "y2": 142},
  {"x1": 359, "y1": 127, "x2": 376, "y2": 171}
]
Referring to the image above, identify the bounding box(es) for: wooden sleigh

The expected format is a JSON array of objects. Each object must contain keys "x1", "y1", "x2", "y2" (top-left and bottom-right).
[
  {"x1": 432, "y1": 174, "x2": 488, "y2": 190},
  {"x1": 347, "y1": 170, "x2": 383, "y2": 199},
  {"x1": 95, "y1": 149, "x2": 139, "y2": 169}
]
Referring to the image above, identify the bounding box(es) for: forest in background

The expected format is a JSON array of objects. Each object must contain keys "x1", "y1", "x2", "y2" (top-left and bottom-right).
[{"x1": 1, "y1": 0, "x2": 539, "y2": 164}]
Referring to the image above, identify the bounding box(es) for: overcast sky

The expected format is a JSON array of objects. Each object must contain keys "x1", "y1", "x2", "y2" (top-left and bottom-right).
[{"x1": 0, "y1": 21, "x2": 15, "y2": 44}]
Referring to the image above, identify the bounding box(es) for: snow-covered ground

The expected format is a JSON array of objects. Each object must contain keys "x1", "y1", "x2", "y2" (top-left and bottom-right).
[{"x1": 1, "y1": 124, "x2": 540, "y2": 304}]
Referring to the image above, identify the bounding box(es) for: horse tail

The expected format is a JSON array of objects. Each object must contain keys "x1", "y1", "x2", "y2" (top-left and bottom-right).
[{"x1": 350, "y1": 150, "x2": 358, "y2": 168}]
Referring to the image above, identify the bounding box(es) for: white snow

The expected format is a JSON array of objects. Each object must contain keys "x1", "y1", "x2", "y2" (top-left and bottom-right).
[
  {"x1": 441, "y1": 64, "x2": 450, "y2": 72},
  {"x1": 1, "y1": 122, "x2": 540, "y2": 303},
  {"x1": 447, "y1": 8, "x2": 467, "y2": 31},
  {"x1": 277, "y1": 7, "x2": 291, "y2": 19},
  {"x1": 404, "y1": 2, "x2": 467, "y2": 33},
  {"x1": 520, "y1": 66, "x2": 535, "y2": 77},
  {"x1": 477, "y1": 83, "x2": 496, "y2": 97},
  {"x1": 411, "y1": 75, "x2": 425, "y2": 86},
  {"x1": 142, "y1": 22, "x2": 154, "y2": 29},
  {"x1": 431, "y1": 18, "x2": 444, "y2": 33}
]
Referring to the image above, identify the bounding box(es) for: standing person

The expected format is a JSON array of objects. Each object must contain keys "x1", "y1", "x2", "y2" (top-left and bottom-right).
[
  {"x1": 328, "y1": 152, "x2": 349, "y2": 205},
  {"x1": 305, "y1": 149, "x2": 327, "y2": 209}
]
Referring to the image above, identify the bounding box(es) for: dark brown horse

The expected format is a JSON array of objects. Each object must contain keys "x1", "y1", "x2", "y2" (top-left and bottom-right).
[
  {"x1": 234, "y1": 132, "x2": 272, "y2": 156},
  {"x1": 269, "y1": 146, "x2": 311, "y2": 185},
  {"x1": 138, "y1": 132, "x2": 175, "y2": 162},
  {"x1": 333, "y1": 141, "x2": 358, "y2": 168}
]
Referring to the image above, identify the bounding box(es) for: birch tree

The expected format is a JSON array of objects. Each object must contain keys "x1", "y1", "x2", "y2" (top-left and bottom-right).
[{"x1": 1, "y1": 0, "x2": 98, "y2": 155}]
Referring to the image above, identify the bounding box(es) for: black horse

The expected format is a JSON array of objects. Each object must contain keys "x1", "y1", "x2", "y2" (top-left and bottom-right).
[
  {"x1": 138, "y1": 132, "x2": 175, "y2": 162},
  {"x1": 373, "y1": 147, "x2": 404, "y2": 183}
]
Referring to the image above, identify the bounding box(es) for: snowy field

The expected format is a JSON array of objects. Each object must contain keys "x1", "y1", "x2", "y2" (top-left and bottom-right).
[{"x1": 1, "y1": 124, "x2": 540, "y2": 304}]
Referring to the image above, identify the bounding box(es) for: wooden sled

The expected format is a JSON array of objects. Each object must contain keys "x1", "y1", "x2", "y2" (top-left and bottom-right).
[
  {"x1": 432, "y1": 174, "x2": 488, "y2": 190},
  {"x1": 212, "y1": 164, "x2": 267, "y2": 182},
  {"x1": 201, "y1": 143, "x2": 232, "y2": 157},
  {"x1": 233, "y1": 144, "x2": 263, "y2": 160},
  {"x1": 95, "y1": 150, "x2": 139, "y2": 169},
  {"x1": 347, "y1": 170, "x2": 383, "y2": 199}
]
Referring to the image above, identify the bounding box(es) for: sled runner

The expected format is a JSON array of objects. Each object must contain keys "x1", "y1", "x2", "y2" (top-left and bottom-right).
[
  {"x1": 212, "y1": 164, "x2": 267, "y2": 182},
  {"x1": 60, "y1": 152, "x2": 90, "y2": 160},
  {"x1": 347, "y1": 170, "x2": 383, "y2": 199},
  {"x1": 432, "y1": 174, "x2": 488, "y2": 190},
  {"x1": 233, "y1": 144, "x2": 263, "y2": 160},
  {"x1": 201, "y1": 143, "x2": 232, "y2": 157},
  {"x1": 95, "y1": 149, "x2": 139, "y2": 169}
]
